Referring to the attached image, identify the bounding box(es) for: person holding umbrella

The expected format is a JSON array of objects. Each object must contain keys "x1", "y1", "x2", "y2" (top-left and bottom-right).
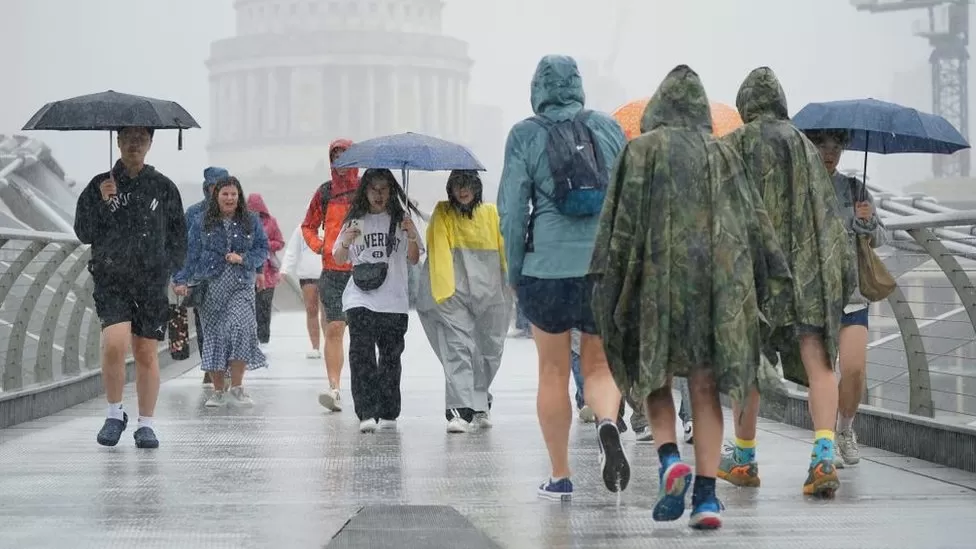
[
  {"x1": 74, "y1": 126, "x2": 187, "y2": 449},
  {"x1": 805, "y1": 128, "x2": 888, "y2": 469}
]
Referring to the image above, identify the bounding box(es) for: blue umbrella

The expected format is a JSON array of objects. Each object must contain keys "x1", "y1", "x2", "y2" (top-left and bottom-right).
[
  {"x1": 332, "y1": 132, "x2": 485, "y2": 195},
  {"x1": 793, "y1": 98, "x2": 970, "y2": 199},
  {"x1": 792, "y1": 98, "x2": 970, "y2": 155}
]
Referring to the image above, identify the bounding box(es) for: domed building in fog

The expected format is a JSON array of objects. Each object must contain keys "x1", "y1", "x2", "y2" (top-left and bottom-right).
[{"x1": 205, "y1": 0, "x2": 474, "y2": 223}]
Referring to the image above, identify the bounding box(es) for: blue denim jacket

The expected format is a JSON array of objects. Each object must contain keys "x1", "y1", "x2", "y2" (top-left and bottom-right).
[{"x1": 173, "y1": 213, "x2": 269, "y2": 285}]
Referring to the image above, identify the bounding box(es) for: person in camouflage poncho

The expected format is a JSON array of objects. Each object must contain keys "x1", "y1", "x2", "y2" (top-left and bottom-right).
[
  {"x1": 589, "y1": 65, "x2": 791, "y2": 530},
  {"x1": 719, "y1": 66, "x2": 855, "y2": 498}
]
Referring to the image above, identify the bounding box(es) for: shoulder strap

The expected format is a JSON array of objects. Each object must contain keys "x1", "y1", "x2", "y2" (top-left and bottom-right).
[{"x1": 527, "y1": 115, "x2": 555, "y2": 129}]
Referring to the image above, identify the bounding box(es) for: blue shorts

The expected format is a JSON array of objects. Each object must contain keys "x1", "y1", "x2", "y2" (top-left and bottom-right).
[
  {"x1": 841, "y1": 307, "x2": 869, "y2": 327},
  {"x1": 516, "y1": 276, "x2": 597, "y2": 335}
]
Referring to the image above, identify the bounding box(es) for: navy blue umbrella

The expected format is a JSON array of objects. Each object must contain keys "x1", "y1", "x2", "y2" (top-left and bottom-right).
[
  {"x1": 332, "y1": 132, "x2": 485, "y2": 195},
  {"x1": 792, "y1": 98, "x2": 969, "y2": 155},
  {"x1": 793, "y1": 98, "x2": 970, "y2": 196}
]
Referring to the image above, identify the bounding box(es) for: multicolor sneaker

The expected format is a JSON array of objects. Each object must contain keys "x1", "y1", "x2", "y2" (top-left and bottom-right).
[
  {"x1": 717, "y1": 445, "x2": 761, "y2": 488},
  {"x1": 834, "y1": 429, "x2": 861, "y2": 468},
  {"x1": 803, "y1": 459, "x2": 840, "y2": 497},
  {"x1": 537, "y1": 478, "x2": 573, "y2": 501},
  {"x1": 689, "y1": 496, "x2": 724, "y2": 530},
  {"x1": 652, "y1": 460, "x2": 693, "y2": 522}
]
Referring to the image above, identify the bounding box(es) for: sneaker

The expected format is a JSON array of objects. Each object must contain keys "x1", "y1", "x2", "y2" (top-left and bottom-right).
[
  {"x1": 318, "y1": 388, "x2": 342, "y2": 412},
  {"x1": 652, "y1": 460, "x2": 694, "y2": 522},
  {"x1": 205, "y1": 391, "x2": 226, "y2": 408},
  {"x1": 447, "y1": 414, "x2": 470, "y2": 433},
  {"x1": 834, "y1": 428, "x2": 861, "y2": 468},
  {"x1": 472, "y1": 411, "x2": 492, "y2": 429},
  {"x1": 717, "y1": 444, "x2": 761, "y2": 488},
  {"x1": 803, "y1": 459, "x2": 840, "y2": 498},
  {"x1": 537, "y1": 478, "x2": 573, "y2": 501},
  {"x1": 634, "y1": 426, "x2": 653, "y2": 443},
  {"x1": 133, "y1": 426, "x2": 159, "y2": 449},
  {"x1": 306, "y1": 349, "x2": 322, "y2": 359},
  {"x1": 689, "y1": 496, "x2": 724, "y2": 530},
  {"x1": 597, "y1": 421, "x2": 631, "y2": 493},
  {"x1": 359, "y1": 419, "x2": 378, "y2": 433},
  {"x1": 96, "y1": 413, "x2": 128, "y2": 447},
  {"x1": 577, "y1": 405, "x2": 596, "y2": 423},
  {"x1": 683, "y1": 421, "x2": 694, "y2": 444},
  {"x1": 229, "y1": 386, "x2": 254, "y2": 407},
  {"x1": 377, "y1": 419, "x2": 397, "y2": 431}
]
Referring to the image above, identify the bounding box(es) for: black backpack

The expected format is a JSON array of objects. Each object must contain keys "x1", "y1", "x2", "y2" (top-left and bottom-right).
[
  {"x1": 527, "y1": 110, "x2": 609, "y2": 217},
  {"x1": 317, "y1": 180, "x2": 356, "y2": 224}
]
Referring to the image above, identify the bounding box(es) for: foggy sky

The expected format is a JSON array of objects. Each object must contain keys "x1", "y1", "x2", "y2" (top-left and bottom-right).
[{"x1": 0, "y1": 0, "x2": 958, "y2": 195}]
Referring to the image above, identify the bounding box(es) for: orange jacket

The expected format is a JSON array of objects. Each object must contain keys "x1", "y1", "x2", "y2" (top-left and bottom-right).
[{"x1": 301, "y1": 183, "x2": 356, "y2": 272}]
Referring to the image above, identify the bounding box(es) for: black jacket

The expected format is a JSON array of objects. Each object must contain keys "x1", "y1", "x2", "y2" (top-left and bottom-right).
[{"x1": 74, "y1": 161, "x2": 187, "y2": 285}]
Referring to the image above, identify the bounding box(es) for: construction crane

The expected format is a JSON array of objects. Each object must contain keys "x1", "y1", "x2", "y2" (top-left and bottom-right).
[{"x1": 852, "y1": 0, "x2": 971, "y2": 178}]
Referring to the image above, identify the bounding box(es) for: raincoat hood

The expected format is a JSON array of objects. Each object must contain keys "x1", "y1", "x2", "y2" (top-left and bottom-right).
[
  {"x1": 247, "y1": 193, "x2": 270, "y2": 216},
  {"x1": 530, "y1": 55, "x2": 586, "y2": 115},
  {"x1": 329, "y1": 138, "x2": 359, "y2": 192},
  {"x1": 735, "y1": 67, "x2": 789, "y2": 124},
  {"x1": 640, "y1": 65, "x2": 712, "y2": 134},
  {"x1": 202, "y1": 166, "x2": 228, "y2": 197}
]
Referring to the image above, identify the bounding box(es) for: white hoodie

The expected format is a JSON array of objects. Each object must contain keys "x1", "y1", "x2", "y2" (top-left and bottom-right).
[{"x1": 281, "y1": 226, "x2": 323, "y2": 280}]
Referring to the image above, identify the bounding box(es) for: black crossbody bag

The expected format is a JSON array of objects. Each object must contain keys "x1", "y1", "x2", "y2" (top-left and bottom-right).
[{"x1": 352, "y1": 217, "x2": 399, "y2": 292}]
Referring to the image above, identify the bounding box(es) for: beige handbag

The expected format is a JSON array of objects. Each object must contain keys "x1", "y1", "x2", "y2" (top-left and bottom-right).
[{"x1": 856, "y1": 235, "x2": 896, "y2": 302}]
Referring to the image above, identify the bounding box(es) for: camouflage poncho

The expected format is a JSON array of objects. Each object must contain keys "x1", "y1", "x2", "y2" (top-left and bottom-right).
[
  {"x1": 723, "y1": 67, "x2": 856, "y2": 386},
  {"x1": 589, "y1": 65, "x2": 792, "y2": 403}
]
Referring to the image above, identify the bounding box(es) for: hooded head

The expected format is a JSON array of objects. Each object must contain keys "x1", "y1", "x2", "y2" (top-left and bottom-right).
[
  {"x1": 445, "y1": 170, "x2": 483, "y2": 218},
  {"x1": 530, "y1": 55, "x2": 586, "y2": 115},
  {"x1": 203, "y1": 166, "x2": 229, "y2": 197},
  {"x1": 328, "y1": 138, "x2": 360, "y2": 193},
  {"x1": 735, "y1": 67, "x2": 789, "y2": 124},
  {"x1": 640, "y1": 65, "x2": 712, "y2": 134},
  {"x1": 246, "y1": 193, "x2": 270, "y2": 217}
]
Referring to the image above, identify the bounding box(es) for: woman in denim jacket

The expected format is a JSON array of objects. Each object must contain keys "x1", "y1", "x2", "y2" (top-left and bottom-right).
[{"x1": 174, "y1": 176, "x2": 270, "y2": 407}]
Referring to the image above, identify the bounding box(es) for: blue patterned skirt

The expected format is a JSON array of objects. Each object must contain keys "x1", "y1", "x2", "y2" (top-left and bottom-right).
[{"x1": 200, "y1": 266, "x2": 268, "y2": 373}]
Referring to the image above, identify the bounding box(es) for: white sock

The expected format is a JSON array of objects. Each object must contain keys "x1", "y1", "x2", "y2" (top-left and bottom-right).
[
  {"x1": 137, "y1": 416, "x2": 154, "y2": 430},
  {"x1": 837, "y1": 414, "x2": 854, "y2": 432},
  {"x1": 107, "y1": 402, "x2": 124, "y2": 421}
]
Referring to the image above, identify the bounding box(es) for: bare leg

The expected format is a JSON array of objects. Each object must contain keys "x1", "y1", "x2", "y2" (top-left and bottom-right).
[
  {"x1": 230, "y1": 360, "x2": 246, "y2": 387},
  {"x1": 131, "y1": 336, "x2": 160, "y2": 418},
  {"x1": 101, "y1": 323, "x2": 131, "y2": 405},
  {"x1": 578, "y1": 333, "x2": 621, "y2": 421},
  {"x1": 533, "y1": 326, "x2": 572, "y2": 480},
  {"x1": 800, "y1": 333, "x2": 841, "y2": 496},
  {"x1": 688, "y1": 369, "x2": 723, "y2": 477},
  {"x1": 646, "y1": 382, "x2": 677, "y2": 445},
  {"x1": 837, "y1": 325, "x2": 867, "y2": 420},
  {"x1": 303, "y1": 285, "x2": 321, "y2": 351},
  {"x1": 324, "y1": 320, "x2": 346, "y2": 388},
  {"x1": 212, "y1": 371, "x2": 226, "y2": 392}
]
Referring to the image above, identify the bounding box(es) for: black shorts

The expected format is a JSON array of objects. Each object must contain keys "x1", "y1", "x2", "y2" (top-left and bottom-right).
[
  {"x1": 318, "y1": 269, "x2": 352, "y2": 323},
  {"x1": 92, "y1": 281, "x2": 170, "y2": 341},
  {"x1": 516, "y1": 276, "x2": 598, "y2": 335},
  {"x1": 299, "y1": 278, "x2": 318, "y2": 287}
]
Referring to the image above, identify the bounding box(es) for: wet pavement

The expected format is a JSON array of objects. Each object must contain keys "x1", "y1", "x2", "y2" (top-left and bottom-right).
[{"x1": 0, "y1": 311, "x2": 974, "y2": 548}]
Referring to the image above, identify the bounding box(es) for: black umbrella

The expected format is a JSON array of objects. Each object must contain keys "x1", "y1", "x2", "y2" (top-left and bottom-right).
[{"x1": 22, "y1": 90, "x2": 201, "y2": 165}]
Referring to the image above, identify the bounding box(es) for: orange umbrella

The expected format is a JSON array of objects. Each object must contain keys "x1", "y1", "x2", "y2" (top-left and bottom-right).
[{"x1": 612, "y1": 98, "x2": 744, "y2": 140}]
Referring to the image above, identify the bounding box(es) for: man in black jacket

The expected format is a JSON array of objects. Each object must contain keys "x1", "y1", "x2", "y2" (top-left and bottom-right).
[{"x1": 73, "y1": 126, "x2": 186, "y2": 449}]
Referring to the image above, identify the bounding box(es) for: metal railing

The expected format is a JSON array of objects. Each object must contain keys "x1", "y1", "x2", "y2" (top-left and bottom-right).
[{"x1": 0, "y1": 228, "x2": 101, "y2": 391}]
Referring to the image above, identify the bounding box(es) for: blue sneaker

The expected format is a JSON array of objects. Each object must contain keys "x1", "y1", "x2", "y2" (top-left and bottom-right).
[
  {"x1": 133, "y1": 426, "x2": 159, "y2": 449},
  {"x1": 96, "y1": 413, "x2": 128, "y2": 447},
  {"x1": 652, "y1": 460, "x2": 693, "y2": 522},
  {"x1": 537, "y1": 478, "x2": 573, "y2": 501},
  {"x1": 597, "y1": 421, "x2": 630, "y2": 492},
  {"x1": 689, "y1": 496, "x2": 724, "y2": 530}
]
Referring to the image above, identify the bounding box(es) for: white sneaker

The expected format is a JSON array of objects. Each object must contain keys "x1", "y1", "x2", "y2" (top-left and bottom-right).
[
  {"x1": 306, "y1": 349, "x2": 322, "y2": 359},
  {"x1": 229, "y1": 386, "x2": 254, "y2": 407},
  {"x1": 835, "y1": 428, "x2": 861, "y2": 468},
  {"x1": 377, "y1": 419, "x2": 397, "y2": 431},
  {"x1": 446, "y1": 416, "x2": 470, "y2": 433},
  {"x1": 205, "y1": 391, "x2": 226, "y2": 408},
  {"x1": 359, "y1": 419, "x2": 377, "y2": 433},
  {"x1": 318, "y1": 388, "x2": 342, "y2": 412},
  {"x1": 473, "y1": 412, "x2": 492, "y2": 429},
  {"x1": 683, "y1": 421, "x2": 694, "y2": 444}
]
